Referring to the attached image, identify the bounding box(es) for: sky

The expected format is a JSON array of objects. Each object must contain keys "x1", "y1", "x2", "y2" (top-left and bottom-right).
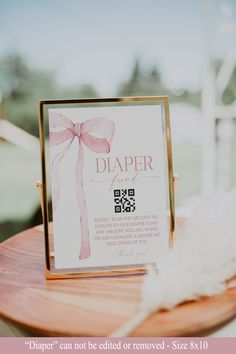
[{"x1": 0, "y1": 0, "x2": 236, "y2": 95}]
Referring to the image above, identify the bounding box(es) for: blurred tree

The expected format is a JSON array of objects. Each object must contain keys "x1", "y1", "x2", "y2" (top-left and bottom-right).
[
  {"x1": 118, "y1": 58, "x2": 200, "y2": 106},
  {"x1": 214, "y1": 58, "x2": 236, "y2": 105},
  {"x1": 130, "y1": 58, "x2": 142, "y2": 83},
  {"x1": 0, "y1": 53, "x2": 57, "y2": 136},
  {"x1": 78, "y1": 84, "x2": 98, "y2": 98},
  {"x1": 0, "y1": 53, "x2": 29, "y2": 99},
  {"x1": 221, "y1": 67, "x2": 236, "y2": 105},
  {"x1": 0, "y1": 53, "x2": 99, "y2": 136},
  {"x1": 118, "y1": 58, "x2": 166, "y2": 96}
]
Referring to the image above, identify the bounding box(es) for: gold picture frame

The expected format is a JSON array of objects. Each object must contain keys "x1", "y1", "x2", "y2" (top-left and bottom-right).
[{"x1": 38, "y1": 96, "x2": 175, "y2": 279}]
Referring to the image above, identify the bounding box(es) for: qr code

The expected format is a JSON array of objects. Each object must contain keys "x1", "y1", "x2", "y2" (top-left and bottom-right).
[{"x1": 114, "y1": 189, "x2": 135, "y2": 213}]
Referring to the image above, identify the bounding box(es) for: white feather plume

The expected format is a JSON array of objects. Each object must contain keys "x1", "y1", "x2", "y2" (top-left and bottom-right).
[{"x1": 111, "y1": 190, "x2": 236, "y2": 337}]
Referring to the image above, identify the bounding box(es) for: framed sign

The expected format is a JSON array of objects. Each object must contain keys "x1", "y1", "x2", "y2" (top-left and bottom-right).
[{"x1": 38, "y1": 96, "x2": 175, "y2": 279}]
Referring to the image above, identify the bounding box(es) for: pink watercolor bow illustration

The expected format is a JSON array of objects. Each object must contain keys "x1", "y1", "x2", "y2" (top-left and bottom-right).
[{"x1": 50, "y1": 113, "x2": 115, "y2": 260}]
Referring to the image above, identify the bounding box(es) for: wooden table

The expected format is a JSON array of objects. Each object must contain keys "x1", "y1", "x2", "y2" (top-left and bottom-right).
[{"x1": 0, "y1": 222, "x2": 236, "y2": 337}]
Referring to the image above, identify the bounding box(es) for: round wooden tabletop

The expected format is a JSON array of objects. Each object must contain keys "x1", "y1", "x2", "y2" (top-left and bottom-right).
[{"x1": 0, "y1": 222, "x2": 236, "y2": 337}]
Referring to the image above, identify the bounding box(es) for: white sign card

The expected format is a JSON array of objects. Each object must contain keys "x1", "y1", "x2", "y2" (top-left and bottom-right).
[{"x1": 39, "y1": 97, "x2": 175, "y2": 278}]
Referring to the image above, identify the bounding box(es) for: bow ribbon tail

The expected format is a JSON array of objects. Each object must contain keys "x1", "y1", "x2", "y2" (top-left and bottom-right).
[
  {"x1": 76, "y1": 140, "x2": 91, "y2": 260},
  {"x1": 51, "y1": 138, "x2": 75, "y2": 213},
  {"x1": 51, "y1": 154, "x2": 61, "y2": 213}
]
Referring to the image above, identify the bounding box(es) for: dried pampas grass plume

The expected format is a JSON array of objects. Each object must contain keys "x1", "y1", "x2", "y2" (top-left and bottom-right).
[{"x1": 111, "y1": 190, "x2": 236, "y2": 337}]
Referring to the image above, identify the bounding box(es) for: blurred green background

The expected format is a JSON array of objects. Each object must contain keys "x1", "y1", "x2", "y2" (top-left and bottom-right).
[
  {"x1": 0, "y1": 53, "x2": 201, "y2": 241},
  {"x1": 0, "y1": 0, "x2": 236, "y2": 242}
]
